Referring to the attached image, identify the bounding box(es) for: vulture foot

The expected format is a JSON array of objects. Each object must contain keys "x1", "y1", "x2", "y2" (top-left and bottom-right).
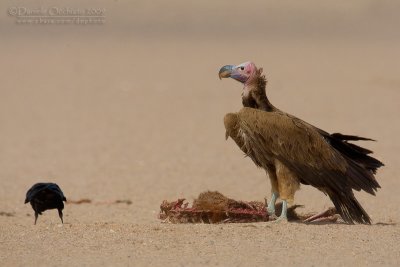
[
  {"x1": 273, "y1": 217, "x2": 289, "y2": 223},
  {"x1": 272, "y1": 200, "x2": 288, "y2": 223}
]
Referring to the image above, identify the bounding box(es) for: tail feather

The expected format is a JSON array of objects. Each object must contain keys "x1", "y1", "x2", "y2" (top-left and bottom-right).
[
  {"x1": 328, "y1": 190, "x2": 371, "y2": 224},
  {"x1": 323, "y1": 132, "x2": 384, "y2": 174},
  {"x1": 331, "y1": 133, "x2": 375, "y2": 142},
  {"x1": 344, "y1": 142, "x2": 372, "y2": 155},
  {"x1": 345, "y1": 159, "x2": 380, "y2": 195},
  {"x1": 319, "y1": 133, "x2": 381, "y2": 224}
]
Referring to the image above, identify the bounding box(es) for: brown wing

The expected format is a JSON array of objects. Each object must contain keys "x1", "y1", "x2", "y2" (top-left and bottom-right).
[{"x1": 224, "y1": 108, "x2": 380, "y2": 224}]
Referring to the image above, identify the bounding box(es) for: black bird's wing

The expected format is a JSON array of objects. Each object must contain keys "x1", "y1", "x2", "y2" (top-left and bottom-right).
[
  {"x1": 46, "y1": 183, "x2": 67, "y2": 202},
  {"x1": 25, "y1": 183, "x2": 48, "y2": 203},
  {"x1": 25, "y1": 183, "x2": 66, "y2": 203}
]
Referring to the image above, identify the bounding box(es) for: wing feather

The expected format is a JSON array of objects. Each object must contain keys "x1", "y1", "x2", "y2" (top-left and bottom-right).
[{"x1": 227, "y1": 108, "x2": 379, "y2": 195}]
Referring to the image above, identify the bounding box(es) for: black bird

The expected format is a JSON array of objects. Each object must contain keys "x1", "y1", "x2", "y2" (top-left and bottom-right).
[{"x1": 25, "y1": 183, "x2": 67, "y2": 224}]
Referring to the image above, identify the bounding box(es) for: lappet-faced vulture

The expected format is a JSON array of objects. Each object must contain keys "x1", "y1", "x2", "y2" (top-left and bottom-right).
[
  {"x1": 25, "y1": 183, "x2": 67, "y2": 224},
  {"x1": 219, "y1": 62, "x2": 383, "y2": 224}
]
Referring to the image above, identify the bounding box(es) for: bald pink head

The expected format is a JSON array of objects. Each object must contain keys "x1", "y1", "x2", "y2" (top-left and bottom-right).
[{"x1": 218, "y1": 61, "x2": 258, "y2": 84}]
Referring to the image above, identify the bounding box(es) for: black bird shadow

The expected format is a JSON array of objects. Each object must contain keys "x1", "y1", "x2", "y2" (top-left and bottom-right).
[{"x1": 0, "y1": 211, "x2": 15, "y2": 217}]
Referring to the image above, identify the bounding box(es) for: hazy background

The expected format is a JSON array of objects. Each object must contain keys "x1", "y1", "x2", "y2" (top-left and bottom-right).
[
  {"x1": 1, "y1": 0, "x2": 399, "y2": 219},
  {"x1": 0, "y1": 1, "x2": 399, "y2": 265}
]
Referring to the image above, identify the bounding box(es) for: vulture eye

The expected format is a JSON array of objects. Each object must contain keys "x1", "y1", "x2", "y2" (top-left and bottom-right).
[{"x1": 240, "y1": 66, "x2": 244, "y2": 70}]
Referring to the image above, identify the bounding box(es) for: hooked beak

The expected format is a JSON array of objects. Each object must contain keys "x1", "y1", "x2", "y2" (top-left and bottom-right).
[{"x1": 218, "y1": 65, "x2": 234, "y2": 79}]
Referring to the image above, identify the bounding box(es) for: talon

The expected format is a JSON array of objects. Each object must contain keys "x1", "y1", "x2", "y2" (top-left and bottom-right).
[
  {"x1": 269, "y1": 200, "x2": 288, "y2": 222},
  {"x1": 267, "y1": 207, "x2": 275, "y2": 216},
  {"x1": 269, "y1": 214, "x2": 278, "y2": 221},
  {"x1": 273, "y1": 216, "x2": 288, "y2": 223}
]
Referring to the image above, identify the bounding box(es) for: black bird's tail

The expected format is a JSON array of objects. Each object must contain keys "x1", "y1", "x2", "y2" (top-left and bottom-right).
[{"x1": 328, "y1": 190, "x2": 371, "y2": 224}]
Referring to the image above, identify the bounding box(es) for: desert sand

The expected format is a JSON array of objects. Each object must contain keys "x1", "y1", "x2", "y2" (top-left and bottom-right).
[{"x1": 1, "y1": 0, "x2": 399, "y2": 266}]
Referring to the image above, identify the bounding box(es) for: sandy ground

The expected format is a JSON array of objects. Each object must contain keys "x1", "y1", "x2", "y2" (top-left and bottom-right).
[{"x1": 1, "y1": 0, "x2": 400, "y2": 266}]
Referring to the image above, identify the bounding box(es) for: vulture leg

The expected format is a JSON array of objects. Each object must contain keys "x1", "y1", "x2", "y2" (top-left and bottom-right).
[
  {"x1": 58, "y1": 209, "x2": 64, "y2": 224},
  {"x1": 266, "y1": 168, "x2": 279, "y2": 216},
  {"x1": 274, "y1": 160, "x2": 300, "y2": 222},
  {"x1": 267, "y1": 192, "x2": 279, "y2": 216}
]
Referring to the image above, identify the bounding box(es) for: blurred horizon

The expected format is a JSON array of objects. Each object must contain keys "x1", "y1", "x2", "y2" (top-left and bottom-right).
[{"x1": 1, "y1": 0, "x2": 399, "y2": 42}]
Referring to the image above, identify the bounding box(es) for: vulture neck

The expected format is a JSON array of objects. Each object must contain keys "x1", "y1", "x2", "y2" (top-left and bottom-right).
[{"x1": 243, "y1": 75, "x2": 277, "y2": 112}]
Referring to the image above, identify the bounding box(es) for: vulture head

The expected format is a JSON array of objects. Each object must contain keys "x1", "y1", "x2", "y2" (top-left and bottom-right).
[
  {"x1": 219, "y1": 61, "x2": 271, "y2": 111},
  {"x1": 218, "y1": 61, "x2": 262, "y2": 84}
]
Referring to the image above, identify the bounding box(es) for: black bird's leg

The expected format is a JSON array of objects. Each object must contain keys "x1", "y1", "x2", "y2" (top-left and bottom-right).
[
  {"x1": 58, "y1": 209, "x2": 64, "y2": 224},
  {"x1": 34, "y1": 211, "x2": 38, "y2": 225}
]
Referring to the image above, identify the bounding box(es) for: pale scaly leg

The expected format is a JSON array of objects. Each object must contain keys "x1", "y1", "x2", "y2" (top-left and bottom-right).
[
  {"x1": 274, "y1": 200, "x2": 288, "y2": 222},
  {"x1": 267, "y1": 192, "x2": 279, "y2": 216}
]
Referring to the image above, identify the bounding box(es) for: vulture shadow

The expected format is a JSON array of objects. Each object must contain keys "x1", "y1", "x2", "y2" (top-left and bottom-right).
[{"x1": 374, "y1": 222, "x2": 397, "y2": 226}]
